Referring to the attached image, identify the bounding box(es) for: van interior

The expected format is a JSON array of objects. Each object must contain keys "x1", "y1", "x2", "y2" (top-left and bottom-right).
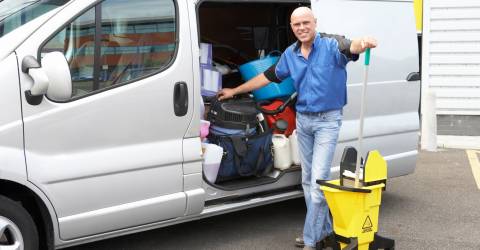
[
  {"x1": 198, "y1": 2, "x2": 308, "y2": 190},
  {"x1": 199, "y1": 2, "x2": 301, "y2": 88}
]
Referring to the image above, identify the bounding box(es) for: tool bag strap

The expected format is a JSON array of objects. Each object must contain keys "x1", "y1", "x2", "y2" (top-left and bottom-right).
[
  {"x1": 230, "y1": 136, "x2": 251, "y2": 176},
  {"x1": 230, "y1": 134, "x2": 265, "y2": 176},
  {"x1": 254, "y1": 146, "x2": 271, "y2": 177}
]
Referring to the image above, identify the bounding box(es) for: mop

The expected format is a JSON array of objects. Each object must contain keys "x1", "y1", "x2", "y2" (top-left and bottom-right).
[{"x1": 354, "y1": 48, "x2": 371, "y2": 188}]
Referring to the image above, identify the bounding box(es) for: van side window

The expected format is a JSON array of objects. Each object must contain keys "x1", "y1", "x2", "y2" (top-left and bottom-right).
[
  {"x1": 41, "y1": 8, "x2": 96, "y2": 97},
  {"x1": 40, "y1": 0, "x2": 177, "y2": 99}
]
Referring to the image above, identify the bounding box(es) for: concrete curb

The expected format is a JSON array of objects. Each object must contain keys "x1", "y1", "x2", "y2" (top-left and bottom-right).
[{"x1": 437, "y1": 135, "x2": 480, "y2": 150}]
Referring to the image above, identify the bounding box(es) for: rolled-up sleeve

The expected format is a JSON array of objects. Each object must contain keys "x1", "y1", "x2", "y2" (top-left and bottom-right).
[
  {"x1": 263, "y1": 53, "x2": 290, "y2": 83},
  {"x1": 321, "y1": 32, "x2": 359, "y2": 63}
]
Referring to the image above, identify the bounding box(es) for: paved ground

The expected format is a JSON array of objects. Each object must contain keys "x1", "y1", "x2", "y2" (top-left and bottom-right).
[
  {"x1": 66, "y1": 149, "x2": 480, "y2": 250},
  {"x1": 378, "y1": 149, "x2": 480, "y2": 249}
]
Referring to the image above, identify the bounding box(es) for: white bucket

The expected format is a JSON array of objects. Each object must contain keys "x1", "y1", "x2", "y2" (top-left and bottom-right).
[
  {"x1": 202, "y1": 143, "x2": 223, "y2": 183},
  {"x1": 272, "y1": 134, "x2": 292, "y2": 170},
  {"x1": 289, "y1": 129, "x2": 301, "y2": 165}
]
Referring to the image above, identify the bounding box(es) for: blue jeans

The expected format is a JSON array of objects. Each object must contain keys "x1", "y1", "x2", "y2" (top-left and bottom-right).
[{"x1": 296, "y1": 109, "x2": 342, "y2": 247}]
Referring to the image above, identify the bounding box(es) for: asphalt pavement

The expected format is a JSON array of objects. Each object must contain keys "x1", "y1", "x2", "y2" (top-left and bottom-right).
[
  {"x1": 378, "y1": 149, "x2": 480, "y2": 249},
  {"x1": 67, "y1": 149, "x2": 480, "y2": 250}
]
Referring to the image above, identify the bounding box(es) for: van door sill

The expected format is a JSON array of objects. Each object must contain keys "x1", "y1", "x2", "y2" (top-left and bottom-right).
[
  {"x1": 215, "y1": 176, "x2": 277, "y2": 190},
  {"x1": 203, "y1": 187, "x2": 303, "y2": 213},
  {"x1": 208, "y1": 165, "x2": 301, "y2": 191}
]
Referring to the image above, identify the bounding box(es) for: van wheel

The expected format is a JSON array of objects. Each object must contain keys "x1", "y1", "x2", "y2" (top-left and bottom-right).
[{"x1": 0, "y1": 196, "x2": 39, "y2": 250}]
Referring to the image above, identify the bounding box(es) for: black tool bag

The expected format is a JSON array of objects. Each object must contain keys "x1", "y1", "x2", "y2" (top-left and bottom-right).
[{"x1": 208, "y1": 130, "x2": 273, "y2": 183}]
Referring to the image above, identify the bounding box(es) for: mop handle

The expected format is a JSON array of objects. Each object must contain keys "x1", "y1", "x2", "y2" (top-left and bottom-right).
[
  {"x1": 364, "y1": 47, "x2": 371, "y2": 66},
  {"x1": 354, "y1": 48, "x2": 371, "y2": 188}
]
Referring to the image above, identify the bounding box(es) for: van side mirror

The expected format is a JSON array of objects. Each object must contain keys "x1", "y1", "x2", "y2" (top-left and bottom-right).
[
  {"x1": 22, "y1": 56, "x2": 48, "y2": 105},
  {"x1": 43, "y1": 52, "x2": 72, "y2": 101},
  {"x1": 22, "y1": 52, "x2": 72, "y2": 105}
]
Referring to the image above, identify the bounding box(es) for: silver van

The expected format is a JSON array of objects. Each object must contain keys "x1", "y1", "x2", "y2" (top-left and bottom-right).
[{"x1": 0, "y1": 0, "x2": 419, "y2": 249}]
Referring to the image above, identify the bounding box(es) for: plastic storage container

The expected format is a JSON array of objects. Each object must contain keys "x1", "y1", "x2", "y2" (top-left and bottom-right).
[
  {"x1": 239, "y1": 55, "x2": 295, "y2": 101},
  {"x1": 272, "y1": 134, "x2": 292, "y2": 170},
  {"x1": 202, "y1": 143, "x2": 223, "y2": 183},
  {"x1": 200, "y1": 120, "x2": 210, "y2": 140},
  {"x1": 289, "y1": 129, "x2": 301, "y2": 165}
]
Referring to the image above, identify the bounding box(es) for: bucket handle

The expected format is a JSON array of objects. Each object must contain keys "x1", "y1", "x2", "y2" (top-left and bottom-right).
[
  {"x1": 317, "y1": 180, "x2": 371, "y2": 193},
  {"x1": 256, "y1": 92, "x2": 298, "y2": 115}
]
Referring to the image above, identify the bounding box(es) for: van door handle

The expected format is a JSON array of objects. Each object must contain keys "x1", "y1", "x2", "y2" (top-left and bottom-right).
[
  {"x1": 407, "y1": 72, "x2": 421, "y2": 81},
  {"x1": 173, "y1": 81, "x2": 188, "y2": 116}
]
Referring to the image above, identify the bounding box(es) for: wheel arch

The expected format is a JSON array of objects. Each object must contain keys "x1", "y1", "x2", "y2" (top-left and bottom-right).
[{"x1": 0, "y1": 179, "x2": 57, "y2": 250}]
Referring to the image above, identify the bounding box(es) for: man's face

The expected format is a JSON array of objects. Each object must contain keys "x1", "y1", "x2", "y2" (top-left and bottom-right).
[{"x1": 290, "y1": 13, "x2": 316, "y2": 44}]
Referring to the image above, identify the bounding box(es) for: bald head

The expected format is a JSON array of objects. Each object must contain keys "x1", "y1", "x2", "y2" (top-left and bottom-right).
[
  {"x1": 290, "y1": 7, "x2": 317, "y2": 45},
  {"x1": 290, "y1": 6, "x2": 315, "y2": 22}
]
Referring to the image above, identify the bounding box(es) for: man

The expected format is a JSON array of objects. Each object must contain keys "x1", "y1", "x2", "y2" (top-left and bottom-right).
[{"x1": 217, "y1": 6, "x2": 377, "y2": 250}]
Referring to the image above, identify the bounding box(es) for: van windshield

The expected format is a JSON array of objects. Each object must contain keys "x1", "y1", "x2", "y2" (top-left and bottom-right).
[{"x1": 0, "y1": 0, "x2": 70, "y2": 38}]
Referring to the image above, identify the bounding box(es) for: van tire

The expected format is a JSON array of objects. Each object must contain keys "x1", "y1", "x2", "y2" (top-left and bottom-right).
[{"x1": 0, "y1": 195, "x2": 39, "y2": 250}]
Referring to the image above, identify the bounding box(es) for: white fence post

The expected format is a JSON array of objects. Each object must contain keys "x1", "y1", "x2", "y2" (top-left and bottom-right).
[{"x1": 421, "y1": 89, "x2": 437, "y2": 151}]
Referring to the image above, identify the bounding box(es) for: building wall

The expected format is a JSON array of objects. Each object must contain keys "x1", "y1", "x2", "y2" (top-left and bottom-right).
[{"x1": 423, "y1": 0, "x2": 480, "y2": 136}]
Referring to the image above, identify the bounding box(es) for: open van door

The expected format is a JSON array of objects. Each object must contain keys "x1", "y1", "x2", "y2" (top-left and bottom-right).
[
  {"x1": 16, "y1": 0, "x2": 197, "y2": 240},
  {"x1": 312, "y1": 0, "x2": 420, "y2": 177}
]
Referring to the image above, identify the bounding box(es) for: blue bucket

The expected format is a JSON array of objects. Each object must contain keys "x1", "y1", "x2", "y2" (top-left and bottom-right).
[{"x1": 239, "y1": 54, "x2": 295, "y2": 101}]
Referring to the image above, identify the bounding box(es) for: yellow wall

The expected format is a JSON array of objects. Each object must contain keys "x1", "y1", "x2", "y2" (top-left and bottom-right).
[{"x1": 414, "y1": 0, "x2": 422, "y2": 33}]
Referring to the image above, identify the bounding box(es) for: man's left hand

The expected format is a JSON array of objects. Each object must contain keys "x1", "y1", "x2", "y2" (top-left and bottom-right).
[{"x1": 351, "y1": 36, "x2": 378, "y2": 54}]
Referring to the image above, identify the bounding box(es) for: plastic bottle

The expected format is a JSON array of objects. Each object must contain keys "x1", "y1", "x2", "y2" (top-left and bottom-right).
[
  {"x1": 289, "y1": 129, "x2": 301, "y2": 165},
  {"x1": 272, "y1": 134, "x2": 292, "y2": 170}
]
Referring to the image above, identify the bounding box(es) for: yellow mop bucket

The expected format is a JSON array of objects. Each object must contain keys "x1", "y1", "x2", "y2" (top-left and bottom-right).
[
  {"x1": 318, "y1": 149, "x2": 390, "y2": 250},
  {"x1": 320, "y1": 180, "x2": 384, "y2": 249},
  {"x1": 316, "y1": 48, "x2": 394, "y2": 250}
]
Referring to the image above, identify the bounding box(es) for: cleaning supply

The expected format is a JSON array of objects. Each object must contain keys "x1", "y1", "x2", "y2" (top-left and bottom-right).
[
  {"x1": 272, "y1": 134, "x2": 292, "y2": 170},
  {"x1": 207, "y1": 97, "x2": 259, "y2": 130},
  {"x1": 239, "y1": 53, "x2": 295, "y2": 101},
  {"x1": 202, "y1": 143, "x2": 223, "y2": 183},
  {"x1": 289, "y1": 129, "x2": 301, "y2": 165},
  {"x1": 317, "y1": 48, "x2": 395, "y2": 250},
  {"x1": 259, "y1": 99, "x2": 296, "y2": 136},
  {"x1": 200, "y1": 120, "x2": 210, "y2": 140},
  {"x1": 318, "y1": 150, "x2": 391, "y2": 250},
  {"x1": 256, "y1": 92, "x2": 298, "y2": 136},
  {"x1": 354, "y1": 48, "x2": 371, "y2": 188}
]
